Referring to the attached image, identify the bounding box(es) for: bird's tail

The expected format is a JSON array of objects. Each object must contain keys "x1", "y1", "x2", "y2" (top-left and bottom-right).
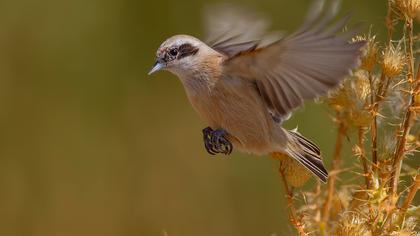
[{"x1": 283, "y1": 129, "x2": 328, "y2": 183}]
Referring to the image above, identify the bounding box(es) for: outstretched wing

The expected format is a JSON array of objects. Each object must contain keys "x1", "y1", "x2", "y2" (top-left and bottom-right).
[
  {"x1": 203, "y1": 3, "x2": 282, "y2": 57},
  {"x1": 217, "y1": 0, "x2": 365, "y2": 119}
]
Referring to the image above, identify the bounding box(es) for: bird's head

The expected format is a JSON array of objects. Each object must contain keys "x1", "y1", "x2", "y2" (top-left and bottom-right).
[{"x1": 148, "y1": 35, "x2": 220, "y2": 78}]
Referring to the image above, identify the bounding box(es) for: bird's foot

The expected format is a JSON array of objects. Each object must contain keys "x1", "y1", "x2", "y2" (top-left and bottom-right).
[
  {"x1": 203, "y1": 127, "x2": 216, "y2": 155},
  {"x1": 202, "y1": 127, "x2": 233, "y2": 155}
]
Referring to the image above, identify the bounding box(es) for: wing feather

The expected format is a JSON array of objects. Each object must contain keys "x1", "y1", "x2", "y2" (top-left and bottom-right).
[
  {"x1": 220, "y1": 0, "x2": 365, "y2": 117},
  {"x1": 203, "y1": 3, "x2": 282, "y2": 57}
]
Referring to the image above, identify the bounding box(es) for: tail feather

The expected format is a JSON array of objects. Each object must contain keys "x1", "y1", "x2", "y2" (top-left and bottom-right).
[
  {"x1": 285, "y1": 129, "x2": 328, "y2": 183},
  {"x1": 288, "y1": 129, "x2": 321, "y2": 155}
]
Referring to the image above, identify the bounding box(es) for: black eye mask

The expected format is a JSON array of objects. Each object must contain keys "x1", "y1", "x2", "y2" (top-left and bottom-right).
[
  {"x1": 177, "y1": 43, "x2": 199, "y2": 59},
  {"x1": 161, "y1": 43, "x2": 199, "y2": 63}
]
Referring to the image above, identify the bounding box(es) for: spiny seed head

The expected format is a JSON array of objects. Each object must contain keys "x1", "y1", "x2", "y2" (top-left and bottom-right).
[
  {"x1": 353, "y1": 70, "x2": 371, "y2": 101},
  {"x1": 395, "y1": 0, "x2": 420, "y2": 19},
  {"x1": 346, "y1": 71, "x2": 374, "y2": 127},
  {"x1": 327, "y1": 93, "x2": 349, "y2": 113},
  {"x1": 327, "y1": 84, "x2": 352, "y2": 112},
  {"x1": 327, "y1": 71, "x2": 373, "y2": 127},
  {"x1": 354, "y1": 34, "x2": 378, "y2": 72},
  {"x1": 335, "y1": 212, "x2": 372, "y2": 236},
  {"x1": 348, "y1": 109, "x2": 374, "y2": 128},
  {"x1": 327, "y1": 71, "x2": 370, "y2": 110},
  {"x1": 272, "y1": 152, "x2": 311, "y2": 187},
  {"x1": 382, "y1": 43, "x2": 405, "y2": 77}
]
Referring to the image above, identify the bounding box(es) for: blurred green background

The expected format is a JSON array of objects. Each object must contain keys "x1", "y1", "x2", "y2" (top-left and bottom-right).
[{"x1": 0, "y1": 0, "x2": 392, "y2": 235}]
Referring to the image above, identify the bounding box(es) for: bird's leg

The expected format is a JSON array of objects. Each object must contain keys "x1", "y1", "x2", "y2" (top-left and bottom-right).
[{"x1": 202, "y1": 127, "x2": 233, "y2": 155}]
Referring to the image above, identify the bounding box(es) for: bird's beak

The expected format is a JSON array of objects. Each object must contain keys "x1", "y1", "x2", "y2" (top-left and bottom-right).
[{"x1": 148, "y1": 61, "x2": 164, "y2": 75}]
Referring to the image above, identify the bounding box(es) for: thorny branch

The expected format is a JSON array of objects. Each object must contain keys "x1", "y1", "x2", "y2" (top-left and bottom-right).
[{"x1": 390, "y1": 18, "x2": 417, "y2": 199}]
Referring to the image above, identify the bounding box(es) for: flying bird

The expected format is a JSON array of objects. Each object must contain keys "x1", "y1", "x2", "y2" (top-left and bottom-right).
[{"x1": 148, "y1": 0, "x2": 365, "y2": 183}]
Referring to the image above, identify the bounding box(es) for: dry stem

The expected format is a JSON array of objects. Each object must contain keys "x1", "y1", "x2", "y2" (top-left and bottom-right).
[
  {"x1": 279, "y1": 167, "x2": 306, "y2": 236},
  {"x1": 368, "y1": 71, "x2": 379, "y2": 174},
  {"x1": 321, "y1": 122, "x2": 346, "y2": 229},
  {"x1": 390, "y1": 18, "x2": 416, "y2": 199},
  {"x1": 371, "y1": 73, "x2": 387, "y2": 174},
  {"x1": 358, "y1": 127, "x2": 371, "y2": 189}
]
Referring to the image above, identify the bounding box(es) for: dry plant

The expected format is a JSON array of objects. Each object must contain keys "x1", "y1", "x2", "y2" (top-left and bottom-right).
[{"x1": 277, "y1": 1, "x2": 420, "y2": 235}]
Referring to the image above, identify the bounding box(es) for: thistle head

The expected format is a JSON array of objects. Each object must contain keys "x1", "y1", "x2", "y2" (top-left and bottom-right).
[{"x1": 381, "y1": 42, "x2": 405, "y2": 77}]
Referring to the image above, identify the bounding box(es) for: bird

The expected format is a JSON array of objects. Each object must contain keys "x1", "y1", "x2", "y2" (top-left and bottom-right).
[{"x1": 148, "y1": 0, "x2": 365, "y2": 183}]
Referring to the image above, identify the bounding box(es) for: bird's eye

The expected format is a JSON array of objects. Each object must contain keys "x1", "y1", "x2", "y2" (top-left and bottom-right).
[{"x1": 169, "y1": 48, "x2": 178, "y2": 56}]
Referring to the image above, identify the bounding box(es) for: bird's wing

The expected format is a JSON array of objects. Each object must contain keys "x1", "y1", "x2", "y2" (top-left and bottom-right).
[
  {"x1": 203, "y1": 3, "x2": 282, "y2": 58},
  {"x1": 219, "y1": 0, "x2": 365, "y2": 118}
]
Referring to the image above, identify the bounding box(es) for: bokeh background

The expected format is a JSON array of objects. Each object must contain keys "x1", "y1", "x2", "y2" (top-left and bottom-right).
[{"x1": 0, "y1": 0, "x2": 407, "y2": 235}]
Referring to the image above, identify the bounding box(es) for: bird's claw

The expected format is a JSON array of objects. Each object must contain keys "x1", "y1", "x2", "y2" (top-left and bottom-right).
[
  {"x1": 203, "y1": 127, "x2": 216, "y2": 155},
  {"x1": 202, "y1": 127, "x2": 233, "y2": 155}
]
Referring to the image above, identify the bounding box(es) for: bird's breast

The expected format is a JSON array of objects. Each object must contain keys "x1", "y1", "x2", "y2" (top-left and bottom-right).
[
  {"x1": 184, "y1": 80, "x2": 283, "y2": 155},
  {"x1": 186, "y1": 88, "x2": 223, "y2": 127}
]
